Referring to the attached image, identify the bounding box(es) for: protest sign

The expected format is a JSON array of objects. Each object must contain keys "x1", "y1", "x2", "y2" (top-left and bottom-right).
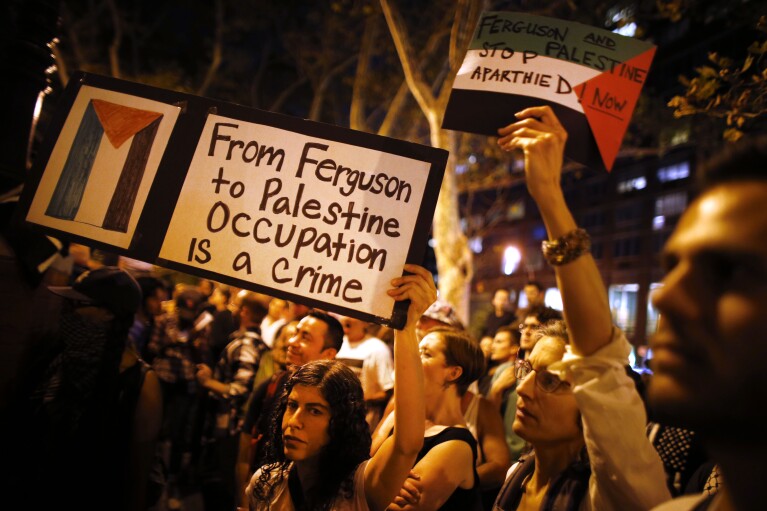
[
  {"x1": 443, "y1": 12, "x2": 656, "y2": 172},
  {"x1": 18, "y1": 73, "x2": 447, "y2": 328}
]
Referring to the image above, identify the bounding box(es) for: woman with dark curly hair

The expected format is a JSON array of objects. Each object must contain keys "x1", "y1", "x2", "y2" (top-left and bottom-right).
[{"x1": 246, "y1": 264, "x2": 436, "y2": 511}]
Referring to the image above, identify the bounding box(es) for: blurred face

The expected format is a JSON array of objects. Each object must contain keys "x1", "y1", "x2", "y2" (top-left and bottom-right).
[
  {"x1": 479, "y1": 336, "x2": 494, "y2": 359},
  {"x1": 145, "y1": 287, "x2": 167, "y2": 316},
  {"x1": 519, "y1": 315, "x2": 541, "y2": 351},
  {"x1": 239, "y1": 304, "x2": 255, "y2": 327},
  {"x1": 209, "y1": 288, "x2": 227, "y2": 308},
  {"x1": 71, "y1": 303, "x2": 114, "y2": 324},
  {"x1": 492, "y1": 290, "x2": 510, "y2": 312},
  {"x1": 282, "y1": 385, "x2": 331, "y2": 462},
  {"x1": 199, "y1": 280, "x2": 214, "y2": 297},
  {"x1": 524, "y1": 285, "x2": 543, "y2": 306},
  {"x1": 649, "y1": 182, "x2": 767, "y2": 436},
  {"x1": 273, "y1": 322, "x2": 297, "y2": 368},
  {"x1": 341, "y1": 316, "x2": 368, "y2": 343},
  {"x1": 268, "y1": 298, "x2": 287, "y2": 319},
  {"x1": 491, "y1": 331, "x2": 517, "y2": 362},
  {"x1": 287, "y1": 316, "x2": 334, "y2": 366},
  {"x1": 513, "y1": 337, "x2": 581, "y2": 447}
]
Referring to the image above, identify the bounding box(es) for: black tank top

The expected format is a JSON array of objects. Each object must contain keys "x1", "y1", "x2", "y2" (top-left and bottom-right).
[{"x1": 416, "y1": 427, "x2": 482, "y2": 511}]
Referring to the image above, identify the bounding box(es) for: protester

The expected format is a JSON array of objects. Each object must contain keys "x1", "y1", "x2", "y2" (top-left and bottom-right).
[
  {"x1": 196, "y1": 292, "x2": 271, "y2": 510},
  {"x1": 129, "y1": 276, "x2": 167, "y2": 358},
  {"x1": 487, "y1": 326, "x2": 527, "y2": 461},
  {"x1": 491, "y1": 106, "x2": 669, "y2": 510},
  {"x1": 7, "y1": 266, "x2": 163, "y2": 511},
  {"x1": 245, "y1": 264, "x2": 434, "y2": 510},
  {"x1": 336, "y1": 315, "x2": 394, "y2": 429},
  {"x1": 373, "y1": 326, "x2": 486, "y2": 510},
  {"x1": 481, "y1": 288, "x2": 516, "y2": 338},
  {"x1": 647, "y1": 135, "x2": 767, "y2": 510},
  {"x1": 416, "y1": 299, "x2": 464, "y2": 340},
  {"x1": 235, "y1": 311, "x2": 342, "y2": 507},
  {"x1": 517, "y1": 307, "x2": 562, "y2": 360},
  {"x1": 145, "y1": 287, "x2": 209, "y2": 507}
]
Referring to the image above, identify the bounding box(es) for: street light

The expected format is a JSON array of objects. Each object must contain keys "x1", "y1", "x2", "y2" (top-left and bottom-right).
[{"x1": 502, "y1": 245, "x2": 521, "y2": 275}]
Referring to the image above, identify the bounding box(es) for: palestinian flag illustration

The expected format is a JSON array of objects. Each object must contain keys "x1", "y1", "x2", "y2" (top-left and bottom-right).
[
  {"x1": 46, "y1": 99, "x2": 163, "y2": 232},
  {"x1": 443, "y1": 12, "x2": 656, "y2": 172}
]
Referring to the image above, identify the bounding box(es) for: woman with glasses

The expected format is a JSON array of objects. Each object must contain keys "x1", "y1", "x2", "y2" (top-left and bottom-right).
[{"x1": 491, "y1": 106, "x2": 670, "y2": 511}]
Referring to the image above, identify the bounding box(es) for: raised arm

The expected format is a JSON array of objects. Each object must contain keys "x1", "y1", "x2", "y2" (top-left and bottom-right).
[
  {"x1": 497, "y1": 106, "x2": 612, "y2": 356},
  {"x1": 364, "y1": 264, "x2": 434, "y2": 511}
]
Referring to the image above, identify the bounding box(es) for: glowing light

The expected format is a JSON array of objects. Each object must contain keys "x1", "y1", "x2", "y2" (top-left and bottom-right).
[{"x1": 502, "y1": 246, "x2": 521, "y2": 275}]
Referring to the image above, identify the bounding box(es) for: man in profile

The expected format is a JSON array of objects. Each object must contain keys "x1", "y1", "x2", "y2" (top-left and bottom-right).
[{"x1": 649, "y1": 136, "x2": 767, "y2": 511}]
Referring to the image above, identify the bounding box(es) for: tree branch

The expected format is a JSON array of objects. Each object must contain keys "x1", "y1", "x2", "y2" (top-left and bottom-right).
[
  {"x1": 380, "y1": 0, "x2": 436, "y2": 115},
  {"x1": 269, "y1": 75, "x2": 309, "y2": 113},
  {"x1": 197, "y1": 0, "x2": 224, "y2": 96},
  {"x1": 351, "y1": 9, "x2": 380, "y2": 131},
  {"x1": 309, "y1": 54, "x2": 357, "y2": 121}
]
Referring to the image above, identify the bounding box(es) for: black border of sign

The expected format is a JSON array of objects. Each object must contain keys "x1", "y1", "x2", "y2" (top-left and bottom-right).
[{"x1": 16, "y1": 72, "x2": 448, "y2": 330}]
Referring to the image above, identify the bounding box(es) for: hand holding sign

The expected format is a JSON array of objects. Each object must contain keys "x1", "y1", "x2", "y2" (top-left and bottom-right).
[
  {"x1": 387, "y1": 264, "x2": 438, "y2": 331},
  {"x1": 443, "y1": 11, "x2": 656, "y2": 171},
  {"x1": 497, "y1": 106, "x2": 567, "y2": 201},
  {"x1": 19, "y1": 73, "x2": 447, "y2": 329}
]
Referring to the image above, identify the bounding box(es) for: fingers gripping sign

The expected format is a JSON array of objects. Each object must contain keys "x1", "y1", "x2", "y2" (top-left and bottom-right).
[
  {"x1": 387, "y1": 264, "x2": 437, "y2": 330},
  {"x1": 496, "y1": 106, "x2": 568, "y2": 201}
]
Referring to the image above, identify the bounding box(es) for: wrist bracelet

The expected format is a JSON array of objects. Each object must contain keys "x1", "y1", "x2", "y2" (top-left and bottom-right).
[{"x1": 541, "y1": 228, "x2": 591, "y2": 266}]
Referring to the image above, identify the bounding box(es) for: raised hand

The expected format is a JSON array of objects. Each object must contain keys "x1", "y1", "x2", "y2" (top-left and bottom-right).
[
  {"x1": 387, "y1": 264, "x2": 438, "y2": 330},
  {"x1": 497, "y1": 105, "x2": 568, "y2": 202}
]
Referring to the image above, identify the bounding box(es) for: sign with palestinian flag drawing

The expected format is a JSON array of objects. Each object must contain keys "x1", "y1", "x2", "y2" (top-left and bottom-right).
[
  {"x1": 19, "y1": 73, "x2": 446, "y2": 329},
  {"x1": 443, "y1": 12, "x2": 656, "y2": 172}
]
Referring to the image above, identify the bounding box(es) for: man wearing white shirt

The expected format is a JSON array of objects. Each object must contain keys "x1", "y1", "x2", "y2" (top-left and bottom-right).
[{"x1": 336, "y1": 315, "x2": 394, "y2": 430}]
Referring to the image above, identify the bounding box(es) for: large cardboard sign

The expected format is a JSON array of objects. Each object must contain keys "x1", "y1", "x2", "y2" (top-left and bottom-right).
[
  {"x1": 443, "y1": 12, "x2": 656, "y2": 172},
  {"x1": 19, "y1": 73, "x2": 447, "y2": 328}
]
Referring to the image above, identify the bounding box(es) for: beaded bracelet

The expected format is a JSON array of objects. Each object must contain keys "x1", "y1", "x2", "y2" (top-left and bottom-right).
[{"x1": 541, "y1": 228, "x2": 591, "y2": 266}]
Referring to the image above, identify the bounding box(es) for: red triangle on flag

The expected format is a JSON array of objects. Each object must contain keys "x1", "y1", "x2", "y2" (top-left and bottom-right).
[
  {"x1": 573, "y1": 47, "x2": 656, "y2": 171},
  {"x1": 91, "y1": 99, "x2": 164, "y2": 149}
]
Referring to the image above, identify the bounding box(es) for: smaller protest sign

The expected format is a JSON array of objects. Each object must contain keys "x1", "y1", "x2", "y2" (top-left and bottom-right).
[
  {"x1": 17, "y1": 73, "x2": 447, "y2": 328},
  {"x1": 442, "y1": 12, "x2": 656, "y2": 172}
]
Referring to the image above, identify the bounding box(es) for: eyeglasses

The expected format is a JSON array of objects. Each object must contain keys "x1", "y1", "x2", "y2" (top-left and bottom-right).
[
  {"x1": 514, "y1": 358, "x2": 571, "y2": 393},
  {"x1": 518, "y1": 322, "x2": 539, "y2": 331}
]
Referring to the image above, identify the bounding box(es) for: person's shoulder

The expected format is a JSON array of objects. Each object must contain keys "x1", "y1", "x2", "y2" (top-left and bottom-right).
[{"x1": 365, "y1": 337, "x2": 393, "y2": 356}]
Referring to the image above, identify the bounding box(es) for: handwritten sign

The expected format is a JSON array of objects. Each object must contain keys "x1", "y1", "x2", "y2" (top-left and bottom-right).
[
  {"x1": 443, "y1": 12, "x2": 656, "y2": 171},
  {"x1": 159, "y1": 116, "x2": 431, "y2": 320},
  {"x1": 18, "y1": 73, "x2": 446, "y2": 328}
]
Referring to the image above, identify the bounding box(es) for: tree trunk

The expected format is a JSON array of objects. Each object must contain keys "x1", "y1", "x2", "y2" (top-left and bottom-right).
[{"x1": 429, "y1": 124, "x2": 472, "y2": 324}]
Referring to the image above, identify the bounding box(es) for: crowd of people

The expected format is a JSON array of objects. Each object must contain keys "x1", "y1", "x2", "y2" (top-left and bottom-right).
[{"x1": 2, "y1": 105, "x2": 766, "y2": 511}]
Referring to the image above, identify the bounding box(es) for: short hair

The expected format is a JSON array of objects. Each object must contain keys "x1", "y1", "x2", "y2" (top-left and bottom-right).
[
  {"x1": 533, "y1": 319, "x2": 569, "y2": 345},
  {"x1": 306, "y1": 311, "x2": 344, "y2": 352},
  {"x1": 427, "y1": 327, "x2": 486, "y2": 395},
  {"x1": 525, "y1": 280, "x2": 544, "y2": 292},
  {"x1": 495, "y1": 325, "x2": 520, "y2": 347},
  {"x1": 240, "y1": 293, "x2": 269, "y2": 323},
  {"x1": 216, "y1": 284, "x2": 232, "y2": 302},
  {"x1": 697, "y1": 134, "x2": 767, "y2": 191},
  {"x1": 136, "y1": 276, "x2": 165, "y2": 308},
  {"x1": 526, "y1": 306, "x2": 563, "y2": 324}
]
